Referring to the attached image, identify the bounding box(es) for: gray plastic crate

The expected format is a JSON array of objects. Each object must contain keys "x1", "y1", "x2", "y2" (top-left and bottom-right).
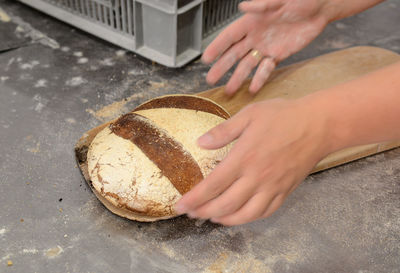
[{"x1": 18, "y1": 0, "x2": 243, "y2": 67}]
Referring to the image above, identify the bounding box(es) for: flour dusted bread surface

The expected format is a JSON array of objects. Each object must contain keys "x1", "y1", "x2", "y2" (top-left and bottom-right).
[
  {"x1": 135, "y1": 108, "x2": 228, "y2": 175},
  {"x1": 87, "y1": 95, "x2": 231, "y2": 221}
]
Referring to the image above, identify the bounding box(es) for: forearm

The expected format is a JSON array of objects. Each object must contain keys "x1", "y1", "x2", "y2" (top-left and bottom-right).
[
  {"x1": 302, "y1": 61, "x2": 400, "y2": 154},
  {"x1": 323, "y1": 0, "x2": 386, "y2": 22}
]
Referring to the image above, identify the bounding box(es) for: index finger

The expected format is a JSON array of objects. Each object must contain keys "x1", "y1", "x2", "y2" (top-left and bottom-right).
[{"x1": 202, "y1": 17, "x2": 248, "y2": 64}]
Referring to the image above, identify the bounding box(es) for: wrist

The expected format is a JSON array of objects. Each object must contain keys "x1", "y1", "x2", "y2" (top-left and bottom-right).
[
  {"x1": 320, "y1": 1, "x2": 341, "y2": 23},
  {"x1": 296, "y1": 92, "x2": 349, "y2": 158},
  {"x1": 321, "y1": 0, "x2": 386, "y2": 22}
]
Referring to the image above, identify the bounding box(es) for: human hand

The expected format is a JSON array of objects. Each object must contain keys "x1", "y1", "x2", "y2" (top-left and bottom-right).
[
  {"x1": 203, "y1": 0, "x2": 331, "y2": 94},
  {"x1": 175, "y1": 98, "x2": 332, "y2": 226}
]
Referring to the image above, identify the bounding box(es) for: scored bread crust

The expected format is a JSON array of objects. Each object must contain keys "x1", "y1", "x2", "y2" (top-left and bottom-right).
[
  {"x1": 87, "y1": 95, "x2": 231, "y2": 222},
  {"x1": 87, "y1": 127, "x2": 182, "y2": 219}
]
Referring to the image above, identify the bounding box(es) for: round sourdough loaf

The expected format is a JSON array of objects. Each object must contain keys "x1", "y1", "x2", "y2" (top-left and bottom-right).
[{"x1": 87, "y1": 95, "x2": 231, "y2": 222}]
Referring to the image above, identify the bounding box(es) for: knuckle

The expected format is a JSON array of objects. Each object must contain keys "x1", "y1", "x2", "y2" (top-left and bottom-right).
[
  {"x1": 219, "y1": 199, "x2": 237, "y2": 215},
  {"x1": 224, "y1": 51, "x2": 238, "y2": 67},
  {"x1": 257, "y1": 168, "x2": 273, "y2": 183},
  {"x1": 193, "y1": 207, "x2": 208, "y2": 219},
  {"x1": 204, "y1": 180, "x2": 224, "y2": 198}
]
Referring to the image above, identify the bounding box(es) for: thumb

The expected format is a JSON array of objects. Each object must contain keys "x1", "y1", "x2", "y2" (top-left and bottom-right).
[{"x1": 198, "y1": 112, "x2": 249, "y2": 150}]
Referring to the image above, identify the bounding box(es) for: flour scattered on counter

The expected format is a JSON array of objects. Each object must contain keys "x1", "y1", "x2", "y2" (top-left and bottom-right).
[
  {"x1": 195, "y1": 219, "x2": 207, "y2": 227},
  {"x1": 61, "y1": 46, "x2": 70, "y2": 52},
  {"x1": 44, "y1": 246, "x2": 63, "y2": 258},
  {"x1": 73, "y1": 51, "x2": 83, "y2": 57},
  {"x1": 21, "y1": 249, "x2": 39, "y2": 254},
  {"x1": 0, "y1": 7, "x2": 11, "y2": 22},
  {"x1": 99, "y1": 58, "x2": 115, "y2": 66},
  {"x1": 87, "y1": 100, "x2": 126, "y2": 121},
  {"x1": 321, "y1": 39, "x2": 352, "y2": 50},
  {"x1": 0, "y1": 254, "x2": 11, "y2": 262},
  {"x1": 65, "y1": 117, "x2": 76, "y2": 124},
  {"x1": 34, "y1": 79, "x2": 48, "y2": 88},
  {"x1": 20, "y1": 60, "x2": 40, "y2": 70},
  {"x1": 35, "y1": 101, "x2": 45, "y2": 113},
  {"x1": 116, "y1": 50, "x2": 126, "y2": 57},
  {"x1": 149, "y1": 81, "x2": 166, "y2": 89},
  {"x1": 86, "y1": 92, "x2": 145, "y2": 121},
  {"x1": 335, "y1": 22, "x2": 347, "y2": 29},
  {"x1": 12, "y1": 16, "x2": 60, "y2": 49},
  {"x1": 6, "y1": 57, "x2": 15, "y2": 71},
  {"x1": 65, "y1": 76, "x2": 88, "y2": 87},
  {"x1": 77, "y1": 57, "x2": 88, "y2": 64},
  {"x1": 80, "y1": 98, "x2": 88, "y2": 103},
  {"x1": 128, "y1": 68, "x2": 146, "y2": 76},
  {"x1": 203, "y1": 252, "x2": 272, "y2": 273},
  {"x1": 0, "y1": 76, "x2": 9, "y2": 83},
  {"x1": 85, "y1": 108, "x2": 96, "y2": 116},
  {"x1": 160, "y1": 243, "x2": 178, "y2": 259},
  {"x1": 33, "y1": 94, "x2": 49, "y2": 113},
  {"x1": 27, "y1": 142, "x2": 40, "y2": 153},
  {"x1": 0, "y1": 227, "x2": 7, "y2": 236},
  {"x1": 20, "y1": 74, "x2": 33, "y2": 80}
]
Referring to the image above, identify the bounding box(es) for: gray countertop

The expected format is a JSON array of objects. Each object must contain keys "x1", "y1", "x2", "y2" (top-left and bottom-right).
[{"x1": 1, "y1": 0, "x2": 400, "y2": 272}]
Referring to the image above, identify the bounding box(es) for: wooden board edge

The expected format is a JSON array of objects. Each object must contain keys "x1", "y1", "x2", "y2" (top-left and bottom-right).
[{"x1": 312, "y1": 140, "x2": 400, "y2": 173}]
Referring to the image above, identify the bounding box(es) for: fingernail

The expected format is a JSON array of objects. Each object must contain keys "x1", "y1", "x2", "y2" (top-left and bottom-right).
[
  {"x1": 198, "y1": 133, "x2": 213, "y2": 147},
  {"x1": 174, "y1": 203, "x2": 187, "y2": 214},
  {"x1": 187, "y1": 211, "x2": 197, "y2": 218}
]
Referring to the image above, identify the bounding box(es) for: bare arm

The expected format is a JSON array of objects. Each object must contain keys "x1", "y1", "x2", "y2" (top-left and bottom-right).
[
  {"x1": 324, "y1": 0, "x2": 386, "y2": 22},
  {"x1": 307, "y1": 60, "x2": 400, "y2": 153}
]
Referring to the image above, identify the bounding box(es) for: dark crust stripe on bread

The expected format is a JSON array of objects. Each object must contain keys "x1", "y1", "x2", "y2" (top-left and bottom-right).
[
  {"x1": 110, "y1": 113, "x2": 204, "y2": 195},
  {"x1": 134, "y1": 95, "x2": 230, "y2": 120}
]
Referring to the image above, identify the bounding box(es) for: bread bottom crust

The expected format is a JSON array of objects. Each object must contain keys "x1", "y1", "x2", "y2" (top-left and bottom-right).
[{"x1": 92, "y1": 187, "x2": 177, "y2": 222}]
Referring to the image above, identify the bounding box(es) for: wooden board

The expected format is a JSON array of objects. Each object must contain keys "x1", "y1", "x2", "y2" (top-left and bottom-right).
[{"x1": 75, "y1": 46, "x2": 400, "y2": 177}]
